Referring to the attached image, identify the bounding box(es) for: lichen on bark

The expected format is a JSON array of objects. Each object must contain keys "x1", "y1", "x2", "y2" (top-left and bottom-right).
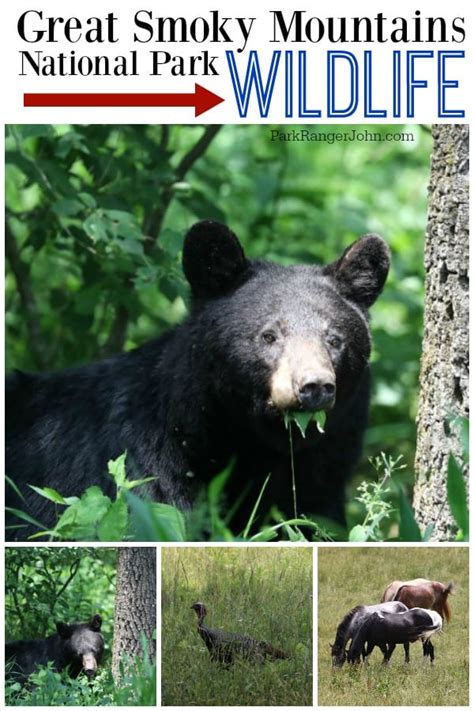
[
  {"x1": 111, "y1": 547, "x2": 157, "y2": 682},
  {"x1": 413, "y1": 124, "x2": 469, "y2": 541}
]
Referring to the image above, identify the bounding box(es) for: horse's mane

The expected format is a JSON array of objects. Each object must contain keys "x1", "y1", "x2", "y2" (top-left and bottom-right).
[
  {"x1": 347, "y1": 613, "x2": 377, "y2": 662},
  {"x1": 334, "y1": 605, "x2": 364, "y2": 648}
]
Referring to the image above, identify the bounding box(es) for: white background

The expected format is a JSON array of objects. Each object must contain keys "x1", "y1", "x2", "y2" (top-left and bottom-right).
[
  {"x1": 0, "y1": 1, "x2": 472, "y2": 710},
  {"x1": 0, "y1": 0, "x2": 472, "y2": 123}
]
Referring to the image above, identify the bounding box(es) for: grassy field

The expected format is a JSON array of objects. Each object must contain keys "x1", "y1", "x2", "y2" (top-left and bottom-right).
[
  {"x1": 161, "y1": 546, "x2": 312, "y2": 706},
  {"x1": 318, "y1": 546, "x2": 469, "y2": 706}
]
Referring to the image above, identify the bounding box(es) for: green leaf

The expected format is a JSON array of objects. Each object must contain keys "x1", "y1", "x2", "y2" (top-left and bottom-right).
[
  {"x1": 63, "y1": 496, "x2": 81, "y2": 505},
  {"x1": 208, "y1": 462, "x2": 233, "y2": 505},
  {"x1": 150, "y1": 502, "x2": 186, "y2": 540},
  {"x1": 242, "y1": 473, "x2": 271, "y2": 539},
  {"x1": 292, "y1": 412, "x2": 313, "y2": 438},
  {"x1": 28, "y1": 485, "x2": 67, "y2": 505},
  {"x1": 78, "y1": 192, "x2": 97, "y2": 209},
  {"x1": 447, "y1": 454, "x2": 469, "y2": 538},
  {"x1": 97, "y1": 498, "x2": 128, "y2": 541},
  {"x1": 54, "y1": 487, "x2": 112, "y2": 540},
  {"x1": 249, "y1": 517, "x2": 323, "y2": 542},
  {"x1": 283, "y1": 410, "x2": 326, "y2": 437},
  {"x1": 126, "y1": 493, "x2": 186, "y2": 542},
  {"x1": 313, "y1": 410, "x2": 327, "y2": 433},
  {"x1": 5, "y1": 475, "x2": 26, "y2": 502},
  {"x1": 348, "y1": 524, "x2": 370, "y2": 542},
  {"x1": 460, "y1": 418, "x2": 469, "y2": 462},
  {"x1": 5, "y1": 507, "x2": 48, "y2": 530},
  {"x1": 83, "y1": 212, "x2": 108, "y2": 242},
  {"x1": 306, "y1": 515, "x2": 346, "y2": 541},
  {"x1": 108, "y1": 453, "x2": 128, "y2": 488},
  {"x1": 398, "y1": 487, "x2": 422, "y2": 542},
  {"x1": 248, "y1": 527, "x2": 278, "y2": 542},
  {"x1": 160, "y1": 229, "x2": 183, "y2": 258},
  {"x1": 121, "y1": 477, "x2": 155, "y2": 492},
  {"x1": 422, "y1": 523, "x2": 434, "y2": 542},
  {"x1": 28, "y1": 529, "x2": 63, "y2": 540},
  {"x1": 282, "y1": 524, "x2": 307, "y2": 541},
  {"x1": 52, "y1": 198, "x2": 83, "y2": 217}
]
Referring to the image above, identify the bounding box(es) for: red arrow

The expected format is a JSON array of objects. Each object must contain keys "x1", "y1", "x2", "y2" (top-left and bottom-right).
[{"x1": 24, "y1": 83, "x2": 224, "y2": 117}]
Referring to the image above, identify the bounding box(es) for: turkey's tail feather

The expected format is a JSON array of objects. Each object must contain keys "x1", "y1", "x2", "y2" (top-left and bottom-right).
[{"x1": 261, "y1": 642, "x2": 289, "y2": 660}]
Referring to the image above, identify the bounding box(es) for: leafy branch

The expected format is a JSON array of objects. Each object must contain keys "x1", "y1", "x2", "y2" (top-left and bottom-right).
[{"x1": 5, "y1": 221, "x2": 47, "y2": 369}]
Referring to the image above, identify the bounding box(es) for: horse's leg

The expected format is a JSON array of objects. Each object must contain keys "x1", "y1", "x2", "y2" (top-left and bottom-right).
[
  {"x1": 404, "y1": 641, "x2": 410, "y2": 663},
  {"x1": 364, "y1": 642, "x2": 375, "y2": 665},
  {"x1": 385, "y1": 643, "x2": 396, "y2": 664},
  {"x1": 380, "y1": 643, "x2": 390, "y2": 664}
]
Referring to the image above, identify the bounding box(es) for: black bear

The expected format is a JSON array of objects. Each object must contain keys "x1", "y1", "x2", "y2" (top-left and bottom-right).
[
  {"x1": 6, "y1": 220, "x2": 390, "y2": 539},
  {"x1": 5, "y1": 614, "x2": 104, "y2": 683}
]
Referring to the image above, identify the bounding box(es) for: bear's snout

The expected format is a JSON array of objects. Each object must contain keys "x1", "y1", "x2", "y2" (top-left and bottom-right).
[
  {"x1": 297, "y1": 376, "x2": 336, "y2": 411},
  {"x1": 270, "y1": 339, "x2": 336, "y2": 411},
  {"x1": 82, "y1": 653, "x2": 98, "y2": 677}
]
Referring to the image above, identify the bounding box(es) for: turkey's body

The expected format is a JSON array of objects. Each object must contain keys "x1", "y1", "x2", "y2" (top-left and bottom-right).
[{"x1": 191, "y1": 602, "x2": 288, "y2": 665}]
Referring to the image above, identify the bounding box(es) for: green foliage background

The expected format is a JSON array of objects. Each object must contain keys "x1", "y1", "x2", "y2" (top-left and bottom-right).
[
  {"x1": 5, "y1": 547, "x2": 116, "y2": 641},
  {"x1": 161, "y1": 546, "x2": 312, "y2": 705},
  {"x1": 318, "y1": 546, "x2": 469, "y2": 706},
  {"x1": 5, "y1": 123, "x2": 431, "y2": 531},
  {"x1": 4, "y1": 547, "x2": 156, "y2": 706}
]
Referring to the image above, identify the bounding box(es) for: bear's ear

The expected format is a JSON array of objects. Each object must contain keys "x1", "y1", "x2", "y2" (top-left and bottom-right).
[
  {"x1": 182, "y1": 220, "x2": 248, "y2": 298},
  {"x1": 89, "y1": 614, "x2": 102, "y2": 631},
  {"x1": 56, "y1": 622, "x2": 72, "y2": 638},
  {"x1": 323, "y1": 235, "x2": 390, "y2": 308}
]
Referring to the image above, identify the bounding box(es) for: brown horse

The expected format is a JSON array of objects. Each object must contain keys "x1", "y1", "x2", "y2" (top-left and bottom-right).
[{"x1": 381, "y1": 578, "x2": 454, "y2": 622}]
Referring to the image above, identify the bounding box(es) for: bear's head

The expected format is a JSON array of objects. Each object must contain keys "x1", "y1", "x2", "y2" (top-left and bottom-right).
[
  {"x1": 183, "y1": 220, "x2": 390, "y2": 434},
  {"x1": 56, "y1": 614, "x2": 104, "y2": 678}
]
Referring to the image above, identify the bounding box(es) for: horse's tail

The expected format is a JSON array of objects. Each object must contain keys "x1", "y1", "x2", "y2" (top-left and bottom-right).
[
  {"x1": 440, "y1": 582, "x2": 454, "y2": 622},
  {"x1": 380, "y1": 581, "x2": 400, "y2": 602},
  {"x1": 416, "y1": 621, "x2": 442, "y2": 641}
]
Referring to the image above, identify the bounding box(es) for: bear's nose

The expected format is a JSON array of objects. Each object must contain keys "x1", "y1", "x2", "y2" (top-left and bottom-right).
[{"x1": 297, "y1": 379, "x2": 336, "y2": 411}]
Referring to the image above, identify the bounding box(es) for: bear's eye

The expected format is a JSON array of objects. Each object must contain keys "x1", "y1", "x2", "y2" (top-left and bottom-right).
[
  {"x1": 262, "y1": 330, "x2": 277, "y2": 345},
  {"x1": 328, "y1": 335, "x2": 343, "y2": 349}
]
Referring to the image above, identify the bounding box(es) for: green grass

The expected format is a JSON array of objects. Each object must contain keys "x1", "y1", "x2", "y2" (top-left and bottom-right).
[
  {"x1": 318, "y1": 546, "x2": 469, "y2": 706},
  {"x1": 161, "y1": 547, "x2": 312, "y2": 706}
]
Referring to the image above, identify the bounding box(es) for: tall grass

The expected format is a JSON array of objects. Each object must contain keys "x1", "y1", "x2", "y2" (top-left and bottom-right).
[
  {"x1": 318, "y1": 546, "x2": 469, "y2": 706},
  {"x1": 161, "y1": 547, "x2": 313, "y2": 706}
]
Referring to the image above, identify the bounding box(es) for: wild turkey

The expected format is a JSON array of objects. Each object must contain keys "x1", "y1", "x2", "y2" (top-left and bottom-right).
[{"x1": 191, "y1": 602, "x2": 288, "y2": 665}]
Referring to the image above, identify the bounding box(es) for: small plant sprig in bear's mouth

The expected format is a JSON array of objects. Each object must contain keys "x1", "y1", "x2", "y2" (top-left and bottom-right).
[
  {"x1": 283, "y1": 410, "x2": 327, "y2": 519},
  {"x1": 283, "y1": 410, "x2": 327, "y2": 437}
]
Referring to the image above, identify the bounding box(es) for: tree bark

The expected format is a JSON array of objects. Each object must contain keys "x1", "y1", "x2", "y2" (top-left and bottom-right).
[
  {"x1": 413, "y1": 124, "x2": 469, "y2": 540},
  {"x1": 112, "y1": 547, "x2": 157, "y2": 681}
]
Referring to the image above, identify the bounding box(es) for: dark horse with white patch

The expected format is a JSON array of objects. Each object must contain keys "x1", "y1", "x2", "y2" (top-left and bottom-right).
[
  {"x1": 381, "y1": 578, "x2": 453, "y2": 661},
  {"x1": 347, "y1": 608, "x2": 442, "y2": 665},
  {"x1": 330, "y1": 602, "x2": 408, "y2": 667}
]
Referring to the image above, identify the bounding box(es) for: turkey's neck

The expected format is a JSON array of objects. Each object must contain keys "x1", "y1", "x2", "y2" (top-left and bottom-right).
[{"x1": 197, "y1": 610, "x2": 207, "y2": 627}]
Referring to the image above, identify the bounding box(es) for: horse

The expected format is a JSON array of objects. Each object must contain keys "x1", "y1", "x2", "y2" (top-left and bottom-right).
[
  {"x1": 381, "y1": 578, "x2": 453, "y2": 620},
  {"x1": 381, "y1": 578, "x2": 453, "y2": 661},
  {"x1": 347, "y1": 608, "x2": 443, "y2": 665},
  {"x1": 330, "y1": 602, "x2": 408, "y2": 667}
]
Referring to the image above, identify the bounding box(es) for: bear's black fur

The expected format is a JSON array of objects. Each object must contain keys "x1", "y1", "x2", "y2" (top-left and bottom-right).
[
  {"x1": 6, "y1": 221, "x2": 390, "y2": 539},
  {"x1": 5, "y1": 614, "x2": 104, "y2": 683}
]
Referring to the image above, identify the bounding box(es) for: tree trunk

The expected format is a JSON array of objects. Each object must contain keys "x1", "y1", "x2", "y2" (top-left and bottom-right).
[
  {"x1": 112, "y1": 547, "x2": 157, "y2": 681},
  {"x1": 413, "y1": 124, "x2": 469, "y2": 540}
]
